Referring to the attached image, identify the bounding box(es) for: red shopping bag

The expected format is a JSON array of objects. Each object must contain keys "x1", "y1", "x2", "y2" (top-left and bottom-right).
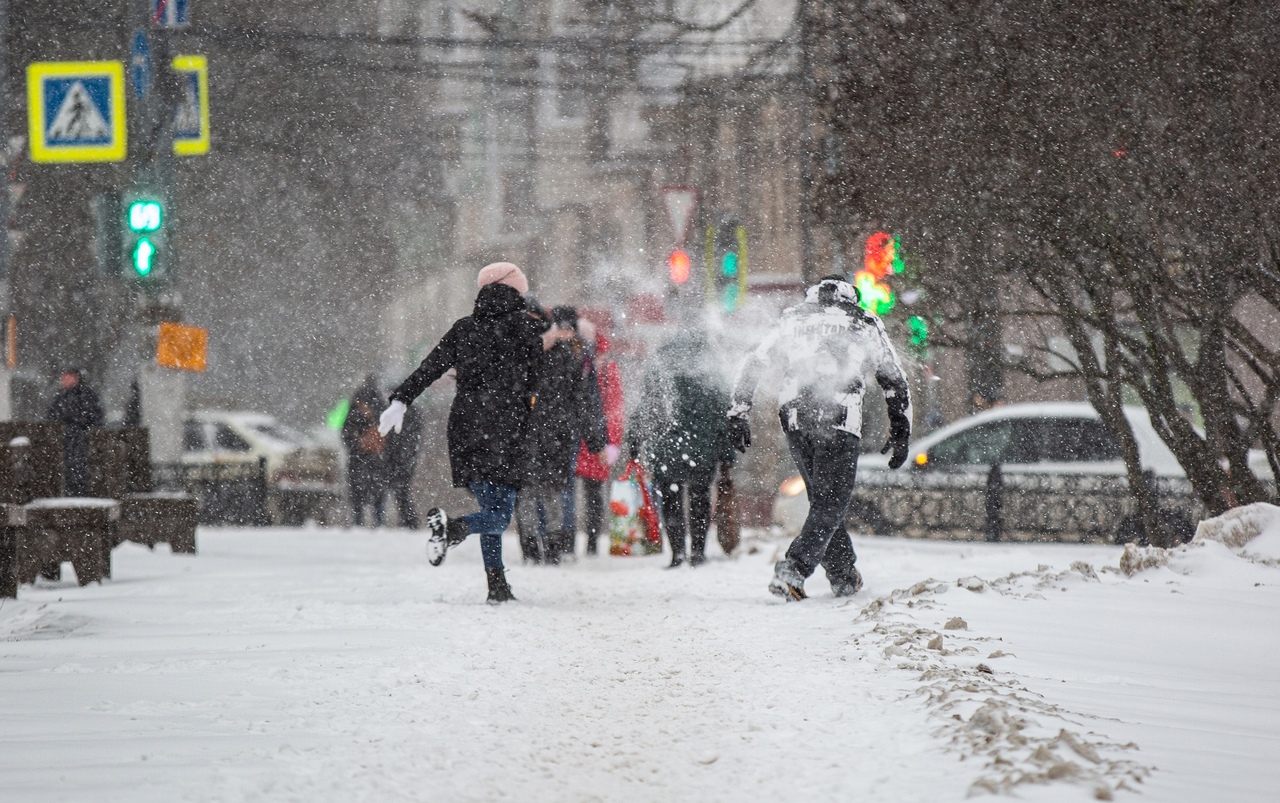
[{"x1": 608, "y1": 460, "x2": 663, "y2": 556}]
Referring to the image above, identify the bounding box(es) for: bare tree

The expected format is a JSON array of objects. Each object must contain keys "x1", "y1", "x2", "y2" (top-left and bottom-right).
[{"x1": 808, "y1": 0, "x2": 1280, "y2": 543}]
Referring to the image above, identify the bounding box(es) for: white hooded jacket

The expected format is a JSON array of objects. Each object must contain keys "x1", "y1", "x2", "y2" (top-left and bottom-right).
[{"x1": 728, "y1": 278, "x2": 911, "y2": 438}]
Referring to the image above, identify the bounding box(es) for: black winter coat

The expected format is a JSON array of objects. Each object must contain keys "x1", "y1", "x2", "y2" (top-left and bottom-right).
[
  {"x1": 341, "y1": 381, "x2": 386, "y2": 496},
  {"x1": 630, "y1": 336, "x2": 734, "y2": 485},
  {"x1": 45, "y1": 382, "x2": 105, "y2": 496},
  {"x1": 384, "y1": 402, "x2": 423, "y2": 487},
  {"x1": 390, "y1": 284, "x2": 543, "y2": 489},
  {"x1": 521, "y1": 339, "x2": 607, "y2": 487}
]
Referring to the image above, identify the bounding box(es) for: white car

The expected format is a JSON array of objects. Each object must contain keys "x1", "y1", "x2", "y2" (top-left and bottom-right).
[
  {"x1": 774, "y1": 402, "x2": 1269, "y2": 544},
  {"x1": 183, "y1": 411, "x2": 341, "y2": 525}
]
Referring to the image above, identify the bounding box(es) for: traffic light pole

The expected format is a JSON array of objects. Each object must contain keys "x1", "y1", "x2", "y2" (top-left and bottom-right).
[
  {"x1": 0, "y1": 0, "x2": 9, "y2": 420},
  {"x1": 129, "y1": 7, "x2": 187, "y2": 466}
]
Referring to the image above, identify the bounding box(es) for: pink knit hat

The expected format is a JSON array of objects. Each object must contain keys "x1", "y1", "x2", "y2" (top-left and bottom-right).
[{"x1": 476, "y1": 262, "x2": 529, "y2": 296}]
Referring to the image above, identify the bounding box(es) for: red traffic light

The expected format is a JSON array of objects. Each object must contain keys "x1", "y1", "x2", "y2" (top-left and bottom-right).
[{"x1": 668, "y1": 249, "x2": 691, "y2": 284}]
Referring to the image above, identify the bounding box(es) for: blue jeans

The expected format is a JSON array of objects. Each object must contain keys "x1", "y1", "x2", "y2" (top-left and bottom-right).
[{"x1": 462, "y1": 481, "x2": 517, "y2": 570}]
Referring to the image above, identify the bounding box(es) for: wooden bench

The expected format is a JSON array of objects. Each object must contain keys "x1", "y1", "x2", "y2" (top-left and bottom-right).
[
  {"x1": 89, "y1": 428, "x2": 198, "y2": 554},
  {"x1": 0, "y1": 423, "x2": 118, "y2": 590}
]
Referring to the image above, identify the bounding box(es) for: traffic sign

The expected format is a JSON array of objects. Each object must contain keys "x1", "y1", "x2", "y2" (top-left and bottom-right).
[
  {"x1": 661, "y1": 186, "x2": 698, "y2": 248},
  {"x1": 171, "y1": 55, "x2": 209, "y2": 156},
  {"x1": 156, "y1": 321, "x2": 207, "y2": 372},
  {"x1": 151, "y1": 0, "x2": 190, "y2": 29},
  {"x1": 27, "y1": 61, "x2": 127, "y2": 163},
  {"x1": 130, "y1": 32, "x2": 153, "y2": 99}
]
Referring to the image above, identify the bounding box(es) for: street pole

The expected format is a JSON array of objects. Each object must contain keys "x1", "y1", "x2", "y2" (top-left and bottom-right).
[
  {"x1": 132, "y1": 2, "x2": 186, "y2": 466},
  {"x1": 0, "y1": 0, "x2": 11, "y2": 420}
]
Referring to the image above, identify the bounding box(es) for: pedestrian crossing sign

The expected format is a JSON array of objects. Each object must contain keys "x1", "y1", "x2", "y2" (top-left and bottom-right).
[
  {"x1": 27, "y1": 61, "x2": 127, "y2": 163},
  {"x1": 171, "y1": 55, "x2": 209, "y2": 156}
]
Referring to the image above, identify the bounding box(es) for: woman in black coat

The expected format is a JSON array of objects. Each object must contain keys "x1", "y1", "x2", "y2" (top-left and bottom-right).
[{"x1": 378, "y1": 262, "x2": 542, "y2": 603}]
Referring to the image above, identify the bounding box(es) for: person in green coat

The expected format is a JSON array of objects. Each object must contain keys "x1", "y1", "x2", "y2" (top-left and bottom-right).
[{"x1": 628, "y1": 330, "x2": 736, "y2": 567}]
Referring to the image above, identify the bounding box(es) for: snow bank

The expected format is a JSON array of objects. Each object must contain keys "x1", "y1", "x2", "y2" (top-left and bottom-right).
[
  {"x1": 851, "y1": 566, "x2": 1149, "y2": 800},
  {"x1": 1118, "y1": 502, "x2": 1280, "y2": 576}
]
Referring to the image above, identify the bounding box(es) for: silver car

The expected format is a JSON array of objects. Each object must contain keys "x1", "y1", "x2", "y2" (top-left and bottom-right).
[
  {"x1": 183, "y1": 411, "x2": 341, "y2": 525},
  {"x1": 773, "y1": 402, "x2": 1265, "y2": 544}
]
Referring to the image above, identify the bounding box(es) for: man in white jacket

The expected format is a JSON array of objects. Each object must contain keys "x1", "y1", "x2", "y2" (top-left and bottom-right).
[{"x1": 728, "y1": 275, "x2": 912, "y2": 600}]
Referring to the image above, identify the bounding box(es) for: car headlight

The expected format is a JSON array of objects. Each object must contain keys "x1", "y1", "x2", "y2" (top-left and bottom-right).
[{"x1": 778, "y1": 475, "x2": 806, "y2": 497}]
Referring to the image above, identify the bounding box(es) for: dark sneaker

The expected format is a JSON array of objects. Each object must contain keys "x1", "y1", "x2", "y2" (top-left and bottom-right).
[
  {"x1": 689, "y1": 554, "x2": 707, "y2": 568},
  {"x1": 830, "y1": 566, "x2": 864, "y2": 598},
  {"x1": 425, "y1": 508, "x2": 449, "y2": 566}
]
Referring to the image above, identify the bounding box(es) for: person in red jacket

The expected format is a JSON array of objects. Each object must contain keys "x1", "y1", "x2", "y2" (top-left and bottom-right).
[{"x1": 574, "y1": 318, "x2": 624, "y2": 555}]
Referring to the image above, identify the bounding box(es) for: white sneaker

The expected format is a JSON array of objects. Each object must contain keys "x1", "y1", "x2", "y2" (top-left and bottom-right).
[
  {"x1": 768, "y1": 559, "x2": 808, "y2": 601},
  {"x1": 425, "y1": 507, "x2": 449, "y2": 566}
]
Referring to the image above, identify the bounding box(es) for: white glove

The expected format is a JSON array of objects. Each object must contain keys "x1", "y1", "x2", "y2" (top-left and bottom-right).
[
  {"x1": 378, "y1": 400, "x2": 406, "y2": 436},
  {"x1": 605, "y1": 444, "x2": 620, "y2": 465}
]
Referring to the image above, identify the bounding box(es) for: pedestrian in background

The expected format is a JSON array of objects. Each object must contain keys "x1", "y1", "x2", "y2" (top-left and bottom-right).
[
  {"x1": 45, "y1": 367, "x2": 104, "y2": 497},
  {"x1": 342, "y1": 375, "x2": 387, "y2": 527},
  {"x1": 384, "y1": 399, "x2": 424, "y2": 529},
  {"x1": 378, "y1": 262, "x2": 542, "y2": 604},
  {"x1": 628, "y1": 330, "x2": 735, "y2": 568},
  {"x1": 573, "y1": 317, "x2": 623, "y2": 556},
  {"x1": 516, "y1": 304, "x2": 606, "y2": 564}
]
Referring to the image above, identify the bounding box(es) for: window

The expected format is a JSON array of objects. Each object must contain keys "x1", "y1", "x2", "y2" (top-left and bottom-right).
[
  {"x1": 1027, "y1": 418, "x2": 1122, "y2": 463},
  {"x1": 214, "y1": 424, "x2": 252, "y2": 453},
  {"x1": 249, "y1": 422, "x2": 303, "y2": 447},
  {"x1": 929, "y1": 422, "x2": 1017, "y2": 467},
  {"x1": 184, "y1": 421, "x2": 208, "y2": 452}
]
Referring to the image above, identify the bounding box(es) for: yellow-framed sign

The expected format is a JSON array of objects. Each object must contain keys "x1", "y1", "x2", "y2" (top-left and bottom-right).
[
  {"x1": 27, "y1": 61, "x2": 127, "y2": 163},
  {"x1": 171, "y1": 55, "x2": 209, "y2": 156}
]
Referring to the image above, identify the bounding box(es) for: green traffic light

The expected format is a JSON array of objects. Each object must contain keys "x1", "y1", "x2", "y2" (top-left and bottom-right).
[
  {"x1": 132, "y1": 237, "x2": 156, "y2": 276},
  {"x1": 907, "y1": 315, "x2": 929, "y2": 346},
  {"x1": 721, "y1": 252, "x2": 738, "y2": 277},
  {"x1": 128, "y1": 200, "x2": 163, "y2": 233}
]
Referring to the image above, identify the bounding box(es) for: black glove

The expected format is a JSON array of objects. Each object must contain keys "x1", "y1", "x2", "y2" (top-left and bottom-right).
[
  {"x1": 881, "y1": 418, "x2": 911, "y2": 469},
  {"x1": 727, "y1": 416, "x2": 751, "y2": 453}
]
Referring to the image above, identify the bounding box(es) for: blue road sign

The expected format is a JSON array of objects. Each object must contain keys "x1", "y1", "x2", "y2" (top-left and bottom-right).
[
  {"x1": 131, "y1": 32, "x2": 153, "y2": 99},
  {"x1": 151, "y1": 0, "x2": 190, "y2": 29},
  {"x1": 27, "y1": 61, "x2": 127, "y2": 163}
]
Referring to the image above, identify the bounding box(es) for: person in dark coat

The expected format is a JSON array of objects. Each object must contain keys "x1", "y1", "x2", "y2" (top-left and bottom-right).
[
  {"x1": 570, "y1": 318, "x2": 624, "y2": 556},
  {"x1": 45, "y1": 368, "x2": 105, "y2": 497},
  {"x1": 377, "y1": 262, "x2": 542, "y2": 604},
  {"x1": 384, "y1": 401, "x2": 424, "y2": 529},
  {"x1": 341, "y1": 375, "x2": 387, "y2": 526},
  {"x1": 516, "y1": 304, "x2": 606, "y2": 564},
  {"x1": 628, "y1": 331, "x2": 735, "y2": 568}
]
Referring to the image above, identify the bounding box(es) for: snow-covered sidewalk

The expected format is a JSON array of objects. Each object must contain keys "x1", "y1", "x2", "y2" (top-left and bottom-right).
[{"x1": 1, "y1": 510, "x2": 1278, "y2": 802}]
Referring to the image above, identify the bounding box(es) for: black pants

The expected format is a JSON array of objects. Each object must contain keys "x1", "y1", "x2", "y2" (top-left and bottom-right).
[
  {"x1": 656, "y1": 478, "x2": 711, "y2": 560},
  {"x1": 389, "y1": 483, "x2": 419, "y2": 529},
  {"x1": 581, "y1": 478, "x2": 605, "y2": 555},
  {"x1": 784, "y1": 429, "x2": 860, "y2": 583}
]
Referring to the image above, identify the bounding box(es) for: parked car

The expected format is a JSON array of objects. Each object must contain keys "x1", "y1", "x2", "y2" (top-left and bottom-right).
[
  {"x1": 183, "y1": 411, "x2": 340, "y2": 525},
  {"x1": 773, "y1": 402, "x2": 1270, "y2": 544}
]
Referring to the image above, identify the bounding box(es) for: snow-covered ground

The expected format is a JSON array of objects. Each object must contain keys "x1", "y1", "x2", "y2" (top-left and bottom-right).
[{"x1": 2, "y1": 506, "x2": 1279, "y2": 802}]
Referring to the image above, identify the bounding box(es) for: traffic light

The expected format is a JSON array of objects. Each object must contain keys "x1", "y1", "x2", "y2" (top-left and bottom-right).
[
  {"x1": 856, "y1": 231, "x2": 903, "y2": 315},
  {"x1": 706, "y1": 218, "x2": 747, "y2": 313},
  {"x1": 907, "y1": 315, "x2": 929, "y2": 358},
  {"x1": 122, "y1": 192, "x2": 167, "y2": 282},
  {"x1": 668, "y1": 249, "x2": 691, "y2": 284}
]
